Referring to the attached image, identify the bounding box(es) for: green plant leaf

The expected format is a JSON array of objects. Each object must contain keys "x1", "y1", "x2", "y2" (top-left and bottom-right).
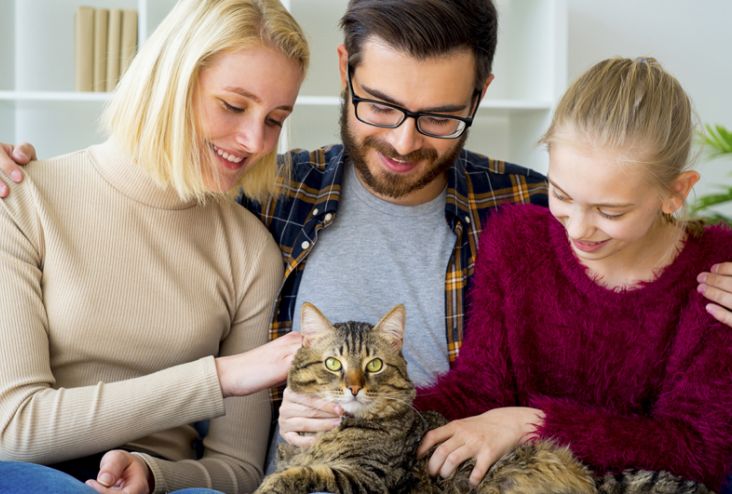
[{"x1": 702, "y1": 124, "x2": 732, "y2": 157}]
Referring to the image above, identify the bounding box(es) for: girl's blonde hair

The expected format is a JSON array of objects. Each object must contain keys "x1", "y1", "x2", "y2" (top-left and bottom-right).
[
  {"x1": 102, "y1": 0, "x2": 309, "y2": 203},
  {"x1": 541, "y1": 57, "x2": 694, "y2": 194}
]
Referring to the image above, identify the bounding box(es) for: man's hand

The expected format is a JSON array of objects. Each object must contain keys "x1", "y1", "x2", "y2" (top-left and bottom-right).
[
  {"x1": 0, "y1": 142, "x2": 36, "y2": 197},
  {"x1": 417, "y1": 407, "x2": 544, "y2": 487},
  {"x1": 85, "y1": 450, "x2": 153, "y2": 494},
  {"x1": 278, "y1": 387, "x2": 343, "y2": 448},
  {"x1": 216, "y1": 332, "x2": 303, "y2": 397},
  {"x1": 698, "y1": 263, "x2": 732, "y2": 327}
]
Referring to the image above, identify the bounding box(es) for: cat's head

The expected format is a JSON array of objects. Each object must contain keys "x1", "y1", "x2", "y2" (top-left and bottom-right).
[{"x1": 288, "y1": 303, "x2": 414, "y2": 419}]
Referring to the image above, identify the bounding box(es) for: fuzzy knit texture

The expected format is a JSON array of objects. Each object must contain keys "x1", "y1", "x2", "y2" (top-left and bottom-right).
[
  {"x1": 0, "y1": 139, "x2": 283, "y2": 493},
  {"x1": 415, "y1": 204, "x2": 732, "y2": 491}
]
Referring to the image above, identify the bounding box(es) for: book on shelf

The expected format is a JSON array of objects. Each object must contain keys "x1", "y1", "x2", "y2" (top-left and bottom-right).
[
  {"x1": 120, "y1": 10, "x2": 139, "y2": 78},
  {"x1": 74, "y1": 6, "x2": 139, "y2": 93},
  {"x1": 74, "y1": 6, "x2": 95, "y2": 92},
  {"x1": 106, "y1": 9, "x2": 122, "y2": 92},
  {"x1": 93, "y1": 8, "x2": 109, "y2": 92}
]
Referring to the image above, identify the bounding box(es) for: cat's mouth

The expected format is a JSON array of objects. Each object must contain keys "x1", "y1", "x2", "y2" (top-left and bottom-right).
[{"x1": 338, "y1": 394, "x2": 371, "y2": 417}]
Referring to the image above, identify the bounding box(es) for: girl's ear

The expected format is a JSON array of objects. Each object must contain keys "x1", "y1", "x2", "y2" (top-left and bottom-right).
[
  {"x1": 662, "y1": 170, "x2": 700, "y2": 214},
  {"x1": 300, "y1": 302, "x2": 334, "y2": 347}
]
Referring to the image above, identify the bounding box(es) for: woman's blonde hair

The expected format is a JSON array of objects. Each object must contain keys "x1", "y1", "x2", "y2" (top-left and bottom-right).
[
  {"x1": 541, "y1": 57, "x2": 694, "y2": 194},
  {"x1": 102, "y1": 0, "x2": 309, "y2": 203}
]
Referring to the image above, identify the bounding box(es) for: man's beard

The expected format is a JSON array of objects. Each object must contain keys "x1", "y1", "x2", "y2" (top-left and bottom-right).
[{"x1": 339, "y1": 98, "x2": 467, "y2": 200}]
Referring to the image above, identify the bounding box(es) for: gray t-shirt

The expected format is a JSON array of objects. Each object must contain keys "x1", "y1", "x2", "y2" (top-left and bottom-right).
[{"x1": 291, "y1": 163, "x2": 456, "y2": 387}]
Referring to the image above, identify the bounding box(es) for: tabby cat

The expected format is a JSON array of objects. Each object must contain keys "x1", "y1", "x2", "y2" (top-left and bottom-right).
[{"x1": 255, "y1": 303, "x2": 709, "y2": 494}]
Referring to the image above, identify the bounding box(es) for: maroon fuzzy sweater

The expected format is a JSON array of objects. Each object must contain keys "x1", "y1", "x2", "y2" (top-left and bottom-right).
[{"x1": 415, "y1": 205, "x2": 732, "y2": 490}]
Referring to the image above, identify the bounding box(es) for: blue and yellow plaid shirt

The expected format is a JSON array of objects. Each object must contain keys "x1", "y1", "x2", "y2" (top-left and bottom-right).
[{"x1": 240, "y1": 144, "x2": 547, "y2": 364}]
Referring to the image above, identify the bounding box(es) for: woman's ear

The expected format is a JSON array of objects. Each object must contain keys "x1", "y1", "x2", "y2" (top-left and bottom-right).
[{"x1": 662, "y1": 170, "x2": 700, "y2": 214}]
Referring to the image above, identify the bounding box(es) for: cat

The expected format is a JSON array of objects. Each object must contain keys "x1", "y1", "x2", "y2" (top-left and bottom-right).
[{"x1": 255, "y1": 303, "x2": 710, "y2": 494}]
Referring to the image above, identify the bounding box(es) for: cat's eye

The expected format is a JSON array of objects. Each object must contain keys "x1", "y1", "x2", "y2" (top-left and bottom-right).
[
  {"x1": 366, "y1": 358, "x2": 383, "y2": 373},
  {"x1": 324, "y1": 357, "x2": 342, "y2": 372}
]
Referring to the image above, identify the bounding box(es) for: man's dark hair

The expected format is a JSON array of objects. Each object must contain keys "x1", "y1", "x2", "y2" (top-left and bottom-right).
[{"x1": 339, "y1": 0, "x2": 498, "y2": 89}]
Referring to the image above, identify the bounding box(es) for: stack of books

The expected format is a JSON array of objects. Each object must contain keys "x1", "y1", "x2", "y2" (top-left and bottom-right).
[{"x1": 75, "y1": 6, "x2": 138, "y2": 92}]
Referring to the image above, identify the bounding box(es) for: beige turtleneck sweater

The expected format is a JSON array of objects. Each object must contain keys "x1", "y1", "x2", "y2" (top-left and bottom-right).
[{"x1": 0, "y1": 139, "x2": 282, "y2": 493}]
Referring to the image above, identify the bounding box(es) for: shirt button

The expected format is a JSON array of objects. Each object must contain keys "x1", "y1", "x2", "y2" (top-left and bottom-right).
[
  {"x1": 465, "y1": 216, "x2": 471, "y2": 224},
  {"x1": 301, "y1": 241, "x2": 311, "y2": 250},
  {"x1": 312, "y1": 208, "x2": 319, "y2": 216},
  {"x1": 324, "y1": 213, "x2": 333, "y2": 222}
]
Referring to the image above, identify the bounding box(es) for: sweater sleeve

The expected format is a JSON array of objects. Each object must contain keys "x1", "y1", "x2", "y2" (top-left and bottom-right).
[
  {"x1": 415, "y1": 211, "x2": 518, "y2": 419},
  {"x1": 138, "y1": 228, "x2": 283, "y2": 493},
  {"x1": 532, "y1": 302, "x2": 732, "y2": 490},
  {"x1": 0, "y1": 182, "x2": 228, "y2": 464}
]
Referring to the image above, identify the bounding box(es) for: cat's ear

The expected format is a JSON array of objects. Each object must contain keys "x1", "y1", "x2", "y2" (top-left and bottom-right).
[
  {"x1": 375, "y1": 304, "x2": 405, "y2": 349},
  {"x1": 300, "y1": 302, "x2": 334, "y2": 347}
]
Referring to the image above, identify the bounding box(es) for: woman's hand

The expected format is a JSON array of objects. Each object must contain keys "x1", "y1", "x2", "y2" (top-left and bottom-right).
[
  {"x1": 698, "y1": 263, "x2": 732, "y2": 327},
  {"x1": 0, "y1": 142, "x2": 36, "y2": 197},
  {"x1": 216, "y1": 331, "x2": 303, "y2": 397},
  {"x1": 278, "y1": 386, "x2": 343, "y2": 448},
  {"x1": 417, "y1": 407, "x2": 545, "y2": 487},
  {"x1": 85, "y1": 450, "x2": 153, "y2": 494}
]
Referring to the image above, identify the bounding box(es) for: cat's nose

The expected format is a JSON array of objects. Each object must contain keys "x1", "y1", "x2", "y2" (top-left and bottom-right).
[
  {"x1": 345, "y1": 369, "x2": 364, "y2": 396},
  {"x1": 347, "y1": 385, "x2": 361, "y2": 397}
]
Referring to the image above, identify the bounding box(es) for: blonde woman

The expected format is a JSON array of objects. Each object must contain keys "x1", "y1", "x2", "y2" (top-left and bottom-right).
[
  {"x1": 0, "y1": 0, "x2": 308, "y2": 493},
  {"x1": 416, "y1": 58, "x2": 732, "y2": 492}
]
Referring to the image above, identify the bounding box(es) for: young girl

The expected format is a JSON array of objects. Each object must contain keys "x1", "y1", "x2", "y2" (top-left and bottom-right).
[{"x1": 415, "y1": 57, "x2": 732, "y2": 492}]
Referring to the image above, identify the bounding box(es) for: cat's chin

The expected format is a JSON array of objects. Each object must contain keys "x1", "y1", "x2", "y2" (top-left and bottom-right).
[{"x1": 340, "y1": 400, "x2": 369, "y2": 417}]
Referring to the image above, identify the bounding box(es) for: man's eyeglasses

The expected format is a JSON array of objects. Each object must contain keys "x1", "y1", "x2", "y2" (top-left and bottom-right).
[{"x1": 347, "y1": 64, "x2": 481, "y2": 139}]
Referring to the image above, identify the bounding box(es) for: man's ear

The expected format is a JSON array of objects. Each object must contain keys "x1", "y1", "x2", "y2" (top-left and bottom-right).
[
  {"x1": 479, "y1": 73, "x2": 495, "y2": 101},
  {"x1": 337, "y1": 44, "x2": 349, "y2": 91},
  {"x1": 662, "y1": 170, "x2": 700, "y2": 214}
]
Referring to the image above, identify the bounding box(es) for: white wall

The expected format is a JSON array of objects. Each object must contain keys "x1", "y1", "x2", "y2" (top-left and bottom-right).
[{"x1": 567, "y1": 0, "x2": 732, "y2": 214}]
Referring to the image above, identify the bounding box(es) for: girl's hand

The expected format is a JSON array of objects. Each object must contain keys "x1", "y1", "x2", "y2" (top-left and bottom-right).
[
  {"x1": 698, "y1": 263, "x2": 732, "y2": 327},
  {"x1": 216, "y1": 332, "x2": 303, "y2": 397},
  {"x1": 417, "y1": 407, "x2": 544, "y2": 486},
  {"x1": 85, "y1": 450, "x2": 152, "y2": 494}
]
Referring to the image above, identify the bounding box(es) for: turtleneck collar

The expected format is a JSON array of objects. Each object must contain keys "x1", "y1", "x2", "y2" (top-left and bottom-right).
[{"x1": 88, "y1": 138, "x2": 199, "y2": 210}]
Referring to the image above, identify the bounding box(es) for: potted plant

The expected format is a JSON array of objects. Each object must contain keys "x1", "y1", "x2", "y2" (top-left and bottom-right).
[{"x1": 691, "y1": 124, "x2": 732, "y2": 225}]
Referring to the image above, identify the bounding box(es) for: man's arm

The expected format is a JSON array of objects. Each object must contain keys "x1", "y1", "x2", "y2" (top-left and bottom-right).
[{"x1": 0, "y1": 142, "x2": 35, "y2": 197}]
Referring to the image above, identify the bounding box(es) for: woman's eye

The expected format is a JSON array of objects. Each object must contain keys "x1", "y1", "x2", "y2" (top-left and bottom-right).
[
  {"x1": 222, "y1": 101, "x2": 244, "y2": 113},
  {"x1": 366, "y1": 358, "x2": 383, "y2": 373},
  {"x1": 324, "y1": 357, "x2": 342, "y2": 372}
]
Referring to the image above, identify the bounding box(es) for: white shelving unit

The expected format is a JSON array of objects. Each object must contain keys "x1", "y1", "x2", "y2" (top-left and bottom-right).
[{"x1": 0, "y1": 0, "x2": 566, "y2": 173}]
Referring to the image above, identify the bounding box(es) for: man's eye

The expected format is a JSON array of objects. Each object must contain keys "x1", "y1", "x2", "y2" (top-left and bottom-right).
[{"x1": 369, "y1": 103, "x2": 395, "y2": 114}]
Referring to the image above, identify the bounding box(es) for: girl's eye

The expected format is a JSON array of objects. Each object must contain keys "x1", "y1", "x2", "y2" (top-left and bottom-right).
[
  {"x1": 598, "y1": 210, "x2": 625, "y2": 220},
  {"x1": 366, "y1": 358, "x2": 383, "y2": 373},
  {"x1": 551, "y1": 189, "x2": 568, "y2": 202},
  {"x1": 324, "y1": 357, "x2": 342, "y2": 372}
]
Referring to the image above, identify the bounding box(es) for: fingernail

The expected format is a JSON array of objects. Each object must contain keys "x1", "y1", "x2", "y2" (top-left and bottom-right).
[
  {"x1": 706, "y1": 304, "x2": 717, "y2": 315},
  {"x1": 697, "y1": 284, "x2": 706, "y2": 294},
  {"x1": 0, "y1": 183, "x2": 6, "y2": 198},
  {"x1": 10, "y1": 170, "x2": 22, "y2": 183},
  {"x1": 14, "y1": 151, "x2": 27, "y2": 161},
  {"x1": 98, "y1": 472, "x2": 114, "y2": 487},
  {"x1": 711, "y1": 264, "x2": 720, "y2": 273},
  {"x1": 697, "y1": 273, "x2": 708, "y2": 283}
]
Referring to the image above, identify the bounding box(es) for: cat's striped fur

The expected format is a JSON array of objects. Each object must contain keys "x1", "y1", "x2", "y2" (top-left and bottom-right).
[{"x1": 255, "y1": 304, "x2": 710, "y2": 494}]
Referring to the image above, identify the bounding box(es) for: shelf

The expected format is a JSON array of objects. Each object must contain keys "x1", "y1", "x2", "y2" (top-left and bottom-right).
[
  {"x1": 0, "y1": 91, "x2": 111, "y2": 102},
  {"x1": 0, "y1": 0, "x2": 566, "y2": 173}
]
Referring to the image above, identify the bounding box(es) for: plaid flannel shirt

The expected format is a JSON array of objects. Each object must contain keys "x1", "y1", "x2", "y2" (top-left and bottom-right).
[{"x1": 241, "y1": 144, "x2": 547, "y2": 364}]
